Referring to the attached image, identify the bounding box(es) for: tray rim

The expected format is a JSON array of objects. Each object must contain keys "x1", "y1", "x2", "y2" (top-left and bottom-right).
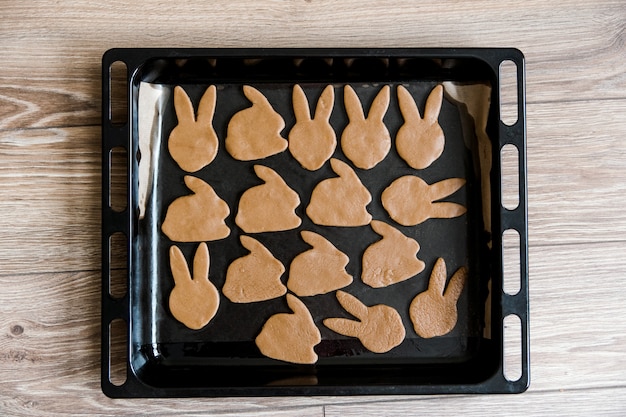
[{"x1": 101, "y1": 47, "x2": 528, "y2": 398}]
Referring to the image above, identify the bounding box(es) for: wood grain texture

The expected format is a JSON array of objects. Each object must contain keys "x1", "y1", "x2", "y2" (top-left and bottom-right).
[{"x1": 1, "y1": 0, "x2": 625, "y2": 415}]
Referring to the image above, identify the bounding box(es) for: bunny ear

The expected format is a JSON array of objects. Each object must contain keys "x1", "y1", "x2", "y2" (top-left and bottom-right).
[
  {"x1": 253, "y1": 164, "x2": 280, "y2": 184},
  {"x1": 313, "y1": 85, "x2": 335, "y2": 121},
  {"x1": 196, "y1": 85, "x2": 217, "y2": 124},
  {"x1": 424, "y1": 85, "x2": 444, "y2": 123},
  {"x1": 292, "y1": 85, "x2": 311, "y2": 122},
  {"x1": 443, "y1": 266, "x2": 467, "y2": 303},
  {"x1": 335, "y1": 291, "x2": 368, "y2": 321},
  {"x1": 183, "y1": 175, "x2": 209, "y2": 194},
  {"x1": 300, "y1": 230, "x2": 326, "y2": 248},
  {"x1": 367, "y1": 85, "x2": 390, "y2": 121},
  {"x1": 343, "y1": 85, "x2": 365, "y2": 121},
  {"x1": 243, "y1": 85, "x2": 270, "y2": 106},
  {"x1": 397, "y1": 85, "x2": 422, "y2": 121},
  {"x1": 329, "y1": 158, "x2": 356, "y2": 180},
  {"x1": 170, "y1": 245, "x2": 192, "y2": 286},
  {"x1": 427, "y1": 258, "x2": 448, "y2": 295},
  {"x1": 285, "y1": 293, "x2": 310, "y2": 318},
  {"x1": 173, "y1": 86, "x2": 196, "y2": 124},
  {"x1": 428, "y1": 178, "x2": 466, "y2": 201},
  {"x1": 192, "y1": 242, "x2": 210, "y2": 282},
  {"x1": 323, "y1": 317, "x2": 360, "y2": 338},
  {"x1": 430, "y1": 202, "x2": 467, "y2": 219}
]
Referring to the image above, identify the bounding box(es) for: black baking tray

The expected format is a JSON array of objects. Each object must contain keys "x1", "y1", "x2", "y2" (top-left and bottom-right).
[{"x1": 102, "y1": 48, "x2": 528, "y2": 397}]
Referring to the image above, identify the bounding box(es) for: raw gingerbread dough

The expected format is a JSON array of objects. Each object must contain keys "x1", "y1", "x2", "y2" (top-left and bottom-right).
[
  {"x1": 288, "y1": 85, "x2": 336, "y2": 171},
  {"x1": 225, "y1": 85, "x2": 287, "y2": 161},
  {"x1": 161, "y1": 176, "x2": 230, "y2": 242},
  {"x1": 255, "y1": 294, "x2": 321, "y2": 364},
  {"x1": 361, "y1": 220, "x2": 425, "y2": 288},
  {"x1": 396, "y1": 84, "x2": 445, "y2": 170},
  {"x1": 409, "y1": 258, "x2": 467, "y2": 338},
  {"x1": 222, "y1": 235, "x2": 286, "y2": 303},
  {"x1": 306, "y1": 158, "x2": 372, "y2": 226},
  {"x1": 287, "y1": 231, "x2": 353, "y2": 297},
  {"x1": 381, "y1": 175, "x2": 466, "y2": 226},
  {"x1": 235, "y1": 165, "x2": 301, "y2": 233},
  {"x1": 168, "y1": 243, "x2": 219, "y2": 330},
  {"x1": 168, "y1": 85, "x2": 219, "y2": 172},
  {"x1": 340, "y1": 85, "x2": 391, "y2": 169},
  {"x1": 323, "y1": 291, "x2": 405, "y2": 354}
]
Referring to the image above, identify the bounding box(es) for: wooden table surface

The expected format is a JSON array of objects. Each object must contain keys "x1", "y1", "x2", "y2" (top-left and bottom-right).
[{"x1": 2, "y1": 0, "x2": 626, "y2": 415}]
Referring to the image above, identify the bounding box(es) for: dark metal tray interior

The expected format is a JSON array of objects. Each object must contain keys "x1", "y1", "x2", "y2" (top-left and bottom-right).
[{"x1": 102, "y1": 48, "x2": 528, "y2": 397}]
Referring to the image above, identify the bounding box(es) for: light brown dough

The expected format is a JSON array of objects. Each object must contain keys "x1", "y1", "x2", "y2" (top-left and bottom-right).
[
  {"x1": 288, "y1": 85, "x2": 336, "y2": 171},
  {"x1": 168, "y1": 85, "x2": 219, "y2": 172},
  {"x1": 381, "y1": 175, "x2": 466, "y2": 226},
  {"x1": 222, "y1": 236, "x2": 286, "y2": 303},
  {"x1": 361, "y1": 220, "x2": 425, "y2": 288},
  {"x1": 323, "y1": 291, "x2": 405, "y2": 354},
  {"x1": 306, "y1": 158, "x2": 372, "y2": 226},
  {"x1": 225, "y1": 85, "x2": 287, "y2": 161},
  {"x1": 340, "y1": 85, "x2": 391, "y2": 169},
  {"x1": 255, "y1": 294, "x2": 321, "y2": 364},
  {"x1": 396, "y1": 84, "x2": 445, "y2": 170},
  {"x1": 168, "y1": 243, "x2": 219, "y2": 330},
  {"x1": 161, "y1": 176, "x2": 230, "y2": 242},
  {"x1": 235, "y1": 165, "x2": 301, "y2": 233},
  {"x1": 287, "y1": 231, "x2": 353, "y2": 297},
  {"x1": 409, "y1": 258, "x2": 467, "y2": 338}
]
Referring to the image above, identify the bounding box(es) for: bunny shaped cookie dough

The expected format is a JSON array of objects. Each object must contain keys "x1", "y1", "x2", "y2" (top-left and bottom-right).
[
  {"x1": 323, "y1": 291, "x2": 405, "y2": 353},
  {"x1": 340, "y1": 85, "x2": 391, "y2": 169},
  {"x1": 409, "y1": 258, "x2": 467, "y2": 338},
  {"x1": 287, "y1": 231, "x2": 353, "y2": 297},
  {"x1": 255, "y1": 294, "x2": 322, "y2": 364},
  {"x1": 225, "y1": 85, "x2": 287, "y2": 161},
  {"x1": 161, "y1": 176, "x2": 230, "y2": 242},
  {"x1": 235, "y1": 165, "x2": 302, "y2": 233},
  {"x1": 381, "y1": 175, "x2": 466, "y2": 226},
  {"x1": 361, "y1": 220, "x2": 425, "y2": 288},
  {"x1": 288, "y1": 85, "x2": 336, "y2": 171},
  {"x1": 168, "y1": 86, "x2": 219, "y2": 172},
  {"x1": 396, "y1": 85, "x2": 445, "y2": 170},
  {"x1": 306, "y1": 158, "x2": 372, "y2": 226},
  {"x1": 168, "y1": 243, "x2": 220, "y2": 330}
]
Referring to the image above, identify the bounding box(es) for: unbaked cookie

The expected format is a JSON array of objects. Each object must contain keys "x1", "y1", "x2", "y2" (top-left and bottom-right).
[
  {"x1": 361, "y1": 220, "x2": 425, "y2": 288},
  {"x1": 288, "y1": 85, "x2": 336, "y2": 171},
  {"x1": 396, "y1": 84, "x2": 445, "y2": 170},
  {"x1": 381, "y1": 175, "x2": 466, "y2": 226},
  {"x1": 255, "y1": 294, "x2": 321, "y2": 364},
  {"x1": 235, "y1": 165, "x2": 301, "y2": 233},
  {"x1": 225, "y1": 85, "x2": 287, "y2": 161},
  {"x1": 409, "y1": 258, "x2": 467, "y2": 338},
  {"x1": 161, "y1": 176, "x2": 230, "y2": 242},
  {"x1": 168, "y1": 243, "x2": 219, "y2": 330},
  {"x1": 323, "y1": 291, "x2": 405, "y2": 354},
  {"x1": 222, "y1": 235, "x2": 286, "y2": 303},
  {"x1": 340, "y1": 85, "x2": 391, "y2": 169},
  {"x1": 306, "y1": 158, "x2": 372, "y2": 226},
  {"x1": 287, "y1": 231, "x2": 353, "y2": 297},
  {"x1": 168, "y1": 85, "x2": 219, "y2": 172}
]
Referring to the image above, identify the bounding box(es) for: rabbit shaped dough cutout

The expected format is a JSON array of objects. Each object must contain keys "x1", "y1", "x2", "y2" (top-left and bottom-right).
[
  {"x1": 361, "y1": 220, "x2": 425, "y2": 288},
  {"x1": 340, "y1": 85, "x2": 391, "y2": 169},
  {"x1": 324, "y1": 291, "x2": 405, "y2": 354},
  {"x1": 396, "y1": 85, "x2": 446, "y2": 170},
  {"x1": 382, "y1": 175, "x2": 466, "y2": 226},
  {"x1": 161, "y1": 176, "x2": 230, "y2": 242},
  {"x1": 223, "y1": 236, "x2": 287, "y2": 303},
  {"x1": 409, "y1": 258, "x2": 467, "y2": 338},
  {"x1": 168, "y1": 243, "x2": 219, "y2": 330},
  {"x1": 168, "y1": 86, "x2": 219, "y2": 172},
  {"x1": 225, "y1": 85, "x2": 287, "y2": 161},
  {"x1": 306, "y1": 158, "x2": 372, "y2": 226},
  {"x1": 235, "y1": 165, "x2": 301, "y2": 233},
  {"x1": 288, "y1": 85, "x2": 336, "y2": 171},
  {"x1": 255, "y1": 294, "x2": 321, "y2": 364},
  {"x1": 287, "y1": 231, "x2": 353, "y2": 297}
]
